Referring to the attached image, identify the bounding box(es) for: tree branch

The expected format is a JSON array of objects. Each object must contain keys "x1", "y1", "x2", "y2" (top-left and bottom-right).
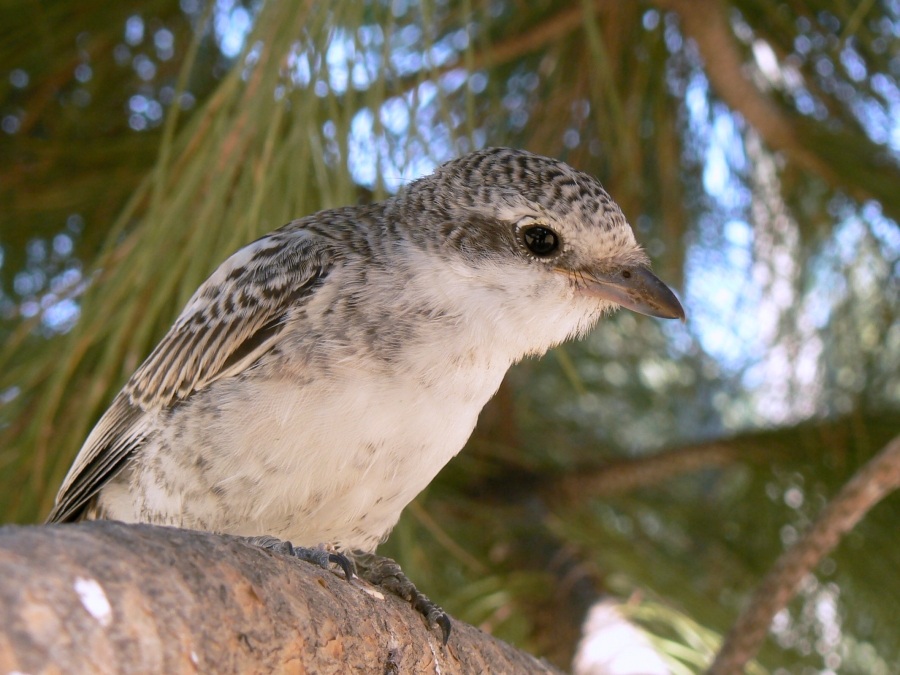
[
  {"x1": 0, "y1": 521, "x2": 561, "y2": 674},
  {"x1": 549, "y1": 440, "x2": 743, "y2": 501},
  {"x1": 708, "y1": 434, "x2": 900, "y2": 674},
  {"x1": 653, "y1": 0, "x2": 840, "y2": 185},
  {"x1": 541, "y1": 412, "x2": 898, "y2": 503},
  {"x1": 392, "y1": 0, "x2": 610, "y2": 90}
]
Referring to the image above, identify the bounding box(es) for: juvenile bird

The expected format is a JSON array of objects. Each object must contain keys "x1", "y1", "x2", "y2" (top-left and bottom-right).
[{"x1": 49, "y1": 147, "x2": 684, "y2": 637}]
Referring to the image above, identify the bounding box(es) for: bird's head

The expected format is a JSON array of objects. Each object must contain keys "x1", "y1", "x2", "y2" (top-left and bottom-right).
[{"x1": 398, "y1": 148, "x2": 684, "y2": 342}]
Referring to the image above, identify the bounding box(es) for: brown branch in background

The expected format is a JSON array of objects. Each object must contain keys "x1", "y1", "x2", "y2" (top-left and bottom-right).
[
  {"x1": 708, "y1": 434, "x2": 900, "y2": 675},
  {"x1": 541, "y1": 413, "x2": 898, "y2": 504},
  {"x1": 395, "y1": 0, "x2": 610, "y2": 87},
  {"x1": 463, "y1": 0, "x2": 838, "y2": 199},
  {"x1": 652, "y1": 0, "x2": 840, "y2": 186},
  {"x1": 472, "y1": 3, "x2": 588, "y2": 71},
  {"x1": 550, "y1": 441, "x2": 745, "y2": 501},
  {"x1": 0, "y1": 521, "x2": 561, "y2": 674}
]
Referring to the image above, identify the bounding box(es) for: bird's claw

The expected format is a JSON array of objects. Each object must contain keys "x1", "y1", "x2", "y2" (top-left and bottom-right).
[
  {"x1": 354, "y1": 552, "x2": 451, "y2": 645},
  {"x1": 327, "y1": 551, "x2": 356, "y2": 581},
  {"x1": 242, "y1": 535, "x2": 355, "y2": 580}
]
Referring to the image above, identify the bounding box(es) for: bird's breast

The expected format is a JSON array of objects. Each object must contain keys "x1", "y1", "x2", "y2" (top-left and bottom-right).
[{"x1": 146, "y1": 352, "x2": 509, "y2": 550}]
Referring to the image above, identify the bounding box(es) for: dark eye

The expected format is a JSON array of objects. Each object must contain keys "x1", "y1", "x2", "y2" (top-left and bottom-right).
[{"x1": 521, "y1": 226, "x2": 560, "y2": 257}]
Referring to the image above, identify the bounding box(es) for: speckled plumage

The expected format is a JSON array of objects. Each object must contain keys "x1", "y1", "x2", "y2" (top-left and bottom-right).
[{"x1": 48, "y1": 148, "x2": 683, "y2": 552}]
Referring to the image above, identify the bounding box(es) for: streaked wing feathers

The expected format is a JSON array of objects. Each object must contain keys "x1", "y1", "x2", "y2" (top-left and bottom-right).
[
  {"x1": 47, "y1": 229, "x2": 333, "y2": 522},
  {"x1": 127, "y1": 231, "x2": 332, "y2": 407},
  {"x1": 46, "y1": 393, "x2": 146, "y2": 522}
]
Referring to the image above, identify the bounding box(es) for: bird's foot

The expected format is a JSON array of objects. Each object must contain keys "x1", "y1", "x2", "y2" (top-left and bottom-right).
[
  {"x1": 242, "y1": 535, "x2": 354, "y2": 581},
  {"x1": 353, "y1": 552, "x2": 451, "y2": 645}
]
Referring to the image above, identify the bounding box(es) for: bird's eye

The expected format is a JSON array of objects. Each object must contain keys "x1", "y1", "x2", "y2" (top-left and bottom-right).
[{"x1": 521, "y1": 225, "x2": 560, "y2": 257}]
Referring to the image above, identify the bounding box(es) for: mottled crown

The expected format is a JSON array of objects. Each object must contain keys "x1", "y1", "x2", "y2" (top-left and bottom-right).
[
  {"x1": 399, "y1": 147, "x2": 628, "y2": 232},
  {"x1": 390, "y1": 147, "x2": 643, "y2": 269}
]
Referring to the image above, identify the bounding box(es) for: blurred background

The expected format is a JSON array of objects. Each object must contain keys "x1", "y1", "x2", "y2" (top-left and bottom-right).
[{"x1": 1, "y1": 1, "x2": 898, "y2": 672}]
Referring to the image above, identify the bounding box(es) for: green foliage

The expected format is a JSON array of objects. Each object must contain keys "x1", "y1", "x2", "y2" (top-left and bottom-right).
[{"x1": 2, "y1": 0, "x2": 898, "y2": 671}]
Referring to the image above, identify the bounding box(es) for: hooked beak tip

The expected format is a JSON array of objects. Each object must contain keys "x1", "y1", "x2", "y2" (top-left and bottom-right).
[{"x1": 570, "y1": 265, "x2": 686, "y2": 321}]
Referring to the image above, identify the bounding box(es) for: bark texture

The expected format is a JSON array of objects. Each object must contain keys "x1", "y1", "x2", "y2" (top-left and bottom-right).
[{"x1": 0, "y1": 521, "x2": 561, "y2": 674}]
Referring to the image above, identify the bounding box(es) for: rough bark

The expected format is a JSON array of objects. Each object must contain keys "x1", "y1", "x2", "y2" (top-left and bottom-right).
[{"x1": 0, "y1": 521, "x2": 561, "y2": 675}]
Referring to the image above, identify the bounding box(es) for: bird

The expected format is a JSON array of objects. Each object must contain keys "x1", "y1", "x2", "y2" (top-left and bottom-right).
[{"x1": 48, "y1": 147, "x2": 684, "y2": 638}]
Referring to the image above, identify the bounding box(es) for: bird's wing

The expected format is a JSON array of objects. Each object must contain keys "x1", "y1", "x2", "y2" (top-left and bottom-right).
[{"x1": 47, "y1": 227, "x2": 334, "y2": 522}]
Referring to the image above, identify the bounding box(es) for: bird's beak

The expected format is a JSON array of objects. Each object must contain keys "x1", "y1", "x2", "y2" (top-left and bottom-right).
[{"x1": 564, "y1": 265, "x2": 685, "y2": 321}]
